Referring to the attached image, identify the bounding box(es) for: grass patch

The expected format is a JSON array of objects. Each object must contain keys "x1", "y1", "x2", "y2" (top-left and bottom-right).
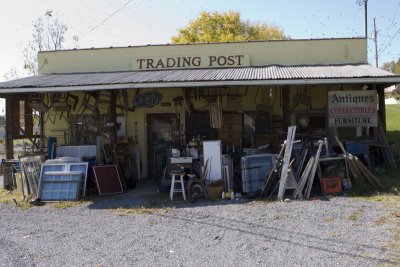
[
  {"x1": 364, "y1": 195, "x2": 400, "y2": 207},
  {"x1": 0, "y1": 189, "x2": 32, "y2": 208},
  {"x1": 323, "y1": 217, "x2": 335, "y2": 223},
  {"x1": 375, "y1": 167, "x2": 400, "y2": 194},
  {"x1": 110, "y1": 206, "x2": 174, "y2": 216},
  {"x1": 0, "y1": 189, "x2": 14, "y2": 204},
  {"x1": 385, "y1": 104, "x2": 400, "y2": 143},
  {"x1": 374, "y1": 216, "x2": 390, "y2": 226},
  {"x1": 347, "y1": 166, "x2": 400, "y2": 197},
  {"x1": 328, "y1": 232, "x2": 337, "y2": 238},
  {"x1": 348, "y1": 208, "x2": 364, "y2": 221},
  {"x1": 50, "y1": 200, "x2": 91, "y2": 209}
]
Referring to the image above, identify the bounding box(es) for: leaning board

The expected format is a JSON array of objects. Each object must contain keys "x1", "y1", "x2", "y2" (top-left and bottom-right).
[{"x1": 92, "y1": 165, "x2": 124, "y2": 195}]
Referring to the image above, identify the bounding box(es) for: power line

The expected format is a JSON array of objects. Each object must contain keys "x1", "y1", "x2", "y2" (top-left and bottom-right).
[
  {"x1": 380, "y1": 26, "x2": 400, "y2": 53},
  {"x1": 381, "y1": 0, "x2": 400, "y2": 47},
  {"x1": 80, "y1": 0, "x2": 134, "y2": 40}
]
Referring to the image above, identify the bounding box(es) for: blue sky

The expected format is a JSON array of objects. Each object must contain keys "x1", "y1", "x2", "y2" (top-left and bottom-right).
[{"x1": 0, "y1": 0, "x2": 399, "y2": 81}]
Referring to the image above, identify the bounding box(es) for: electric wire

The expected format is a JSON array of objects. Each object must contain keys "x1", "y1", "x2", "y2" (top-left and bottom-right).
[
  {"x1": 80, "y1": 0, "x2": 134, "y2": 40},
  {"x1": 380, "y1": 0, "x2": 400, "y2": 51},
  {"x1": 380, "y1": 26, "x2": 400, "y2": 53}
]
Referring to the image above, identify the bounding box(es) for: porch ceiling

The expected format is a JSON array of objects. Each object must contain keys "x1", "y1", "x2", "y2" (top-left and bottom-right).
[{"x1": 0, "y1": 64, "x2": 399, "y2": 93}]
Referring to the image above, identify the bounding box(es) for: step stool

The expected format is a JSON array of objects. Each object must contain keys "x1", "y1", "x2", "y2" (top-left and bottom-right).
[{"x1": 170, "y1": 172, "x2": 186, "y2": 201}]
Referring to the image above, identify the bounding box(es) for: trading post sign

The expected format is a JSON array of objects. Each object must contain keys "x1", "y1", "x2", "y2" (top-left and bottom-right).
[{"x1": 328, "y1": 90, "x2": 378, "y2": 127}]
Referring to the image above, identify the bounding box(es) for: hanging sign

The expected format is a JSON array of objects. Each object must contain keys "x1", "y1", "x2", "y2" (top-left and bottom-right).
[
  {"x1": 328, "y1": 90, "x2": 378, "y2": 127},
  {"x1": 133, "y1": 91, "x2": 162, "y2": 108}
]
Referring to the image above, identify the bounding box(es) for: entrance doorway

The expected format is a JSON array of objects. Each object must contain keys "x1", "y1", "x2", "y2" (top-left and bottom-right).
[{"x1": 146, "y1": 113, "x2": 181, "y2": 180}]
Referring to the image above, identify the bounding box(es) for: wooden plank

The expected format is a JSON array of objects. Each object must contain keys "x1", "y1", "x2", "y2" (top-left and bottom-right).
[
  {"x1": 353, "y1": 156, "x2": 384, "y2": 189},
  {"x1": 260, "y1": 170, "x2": 279, "y2": 198},
  {"x1": 293, "y1": 156, "x2": 315, "y2": 199},
  {"x1": 304, "y1": 141, "x2": 324, "y2": 199},
  {"x1": 335, "y1": 136, "x2": 384, "y2": 189},
  {"x1": 377, "y1": 118, "x2": 396, "y2": 168},
  {"x1": 260, "y1": 142, "x2": 285, "y2": 197},
  {"x1": 277, "y1": 126, "x2": 296, "y2": 200}
]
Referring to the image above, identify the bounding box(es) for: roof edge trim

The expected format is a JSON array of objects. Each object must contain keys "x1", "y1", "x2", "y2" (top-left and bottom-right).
[{"x1": 1, "y1": 77, "x2": 399, "y2": 93}]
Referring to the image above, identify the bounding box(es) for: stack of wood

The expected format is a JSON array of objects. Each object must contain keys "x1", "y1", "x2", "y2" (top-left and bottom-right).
[
  {"x1": 377, "y1": 119, "x2": 396, "y2": 169},
  {"x1": 293, "y1": 140, "x2": 325, "y2": 200},
  {"x1": 335, "y1": 137, "x2": 384, "y2": 190},
  {"x1": 260, "y1": 126, "x2": 319, "y2": 200},
  {"x1": 260, "y1": 126, "x2": 386, "y2": 201}
]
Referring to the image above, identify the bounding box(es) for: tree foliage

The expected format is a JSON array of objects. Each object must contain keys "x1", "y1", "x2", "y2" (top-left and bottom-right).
[
  {"x1": 23, "y1": 11, "x2": 71, "y2": 75},
  {"x1": 171, "y1": 11, "x2": 288, "y2": 44},
  {"x1": 382, "y1": 58, "x2": 400, "y2": 100},
  {"x1": 381, "y1": 58, "x2": 400, "y2": 75},
  {"x1": 2, "y1": 67, "x2": 21, "y2": 81}
]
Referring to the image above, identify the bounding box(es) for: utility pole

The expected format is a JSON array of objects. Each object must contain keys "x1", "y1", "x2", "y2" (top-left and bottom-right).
[
  {"x1": 358, "y1": 0, "x2": 368, "y2": 37},
  {"x1": 364, "y1": 0, "x2": 368, "y2": 38},
  {"x1": 373, "y1": 17, "x2": 379, "y2": 67}
]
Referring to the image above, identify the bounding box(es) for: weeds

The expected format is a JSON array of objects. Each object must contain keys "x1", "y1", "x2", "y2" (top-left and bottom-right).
[
  {"x1": 348, "y1": 208, "x2": 364, "y2": 221},
  {"x1": 323, "y1": 217, "x2": 335, "y2": 223},
  {"x1": 0, "y1": 189, "x2": 32, "y2": 209},
  {"x1": 51, "y1": 200, "x2": 91, "y2": 209},
  {"x1": 110, "y1": 206, "x2": 174, "y2": 216}
]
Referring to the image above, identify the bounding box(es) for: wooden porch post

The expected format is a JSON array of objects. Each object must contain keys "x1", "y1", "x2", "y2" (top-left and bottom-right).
[
  {"x1": 109, "y1": 90, "x2": 117, "y2": 145},
  {"x1": 5, "y1": 95, "x2": 14, "y2": 159},
  {"x1": 282, "y1": 86, "x2": 291, "y2": 129},
  {"x1": 376, "y1": 85, "x2": 386, "y2": 131}
]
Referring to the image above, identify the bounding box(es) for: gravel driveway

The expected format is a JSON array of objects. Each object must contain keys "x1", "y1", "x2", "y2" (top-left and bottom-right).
[{"x1": 0, "y1": 194, "x2": 399, "y2": 267}]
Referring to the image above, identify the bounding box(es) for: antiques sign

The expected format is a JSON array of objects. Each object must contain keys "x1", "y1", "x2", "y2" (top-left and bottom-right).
[
  {"x1": 133, "y1": 91, "x2": 162, "y2": 108},
  {"x1": 328, "y1": 90, "x2": 378, "y2": 127},
  {"x1": 132, "y1": 54, "x2": 249, "y2": 70}
]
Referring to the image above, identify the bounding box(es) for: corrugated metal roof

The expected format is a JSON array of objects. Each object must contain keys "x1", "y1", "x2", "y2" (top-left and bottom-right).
[{"x1": 0, "y1": 64, "x2": 399, "y2": 93}]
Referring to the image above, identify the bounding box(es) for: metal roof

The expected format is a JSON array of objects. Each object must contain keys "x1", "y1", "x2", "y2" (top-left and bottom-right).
[{"x1": 0, "y1": 64, "x2": 399, "y2": 93}]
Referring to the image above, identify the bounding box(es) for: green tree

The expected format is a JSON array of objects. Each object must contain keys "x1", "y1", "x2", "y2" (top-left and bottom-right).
[
  {"x1": 382, "y1": 58, "x2": 400, "y2": 74},
  {"x1": 171, "y1": 11, "x2": 288, "y2": 44},
  {"x1": 382, "y1": 58, "x2": 400, "y2": 100}
]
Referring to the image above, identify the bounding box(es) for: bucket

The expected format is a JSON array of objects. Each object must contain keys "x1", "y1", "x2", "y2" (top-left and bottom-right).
[{"x1": 205, "y1": 180, "x2": 224, "y2": 200}]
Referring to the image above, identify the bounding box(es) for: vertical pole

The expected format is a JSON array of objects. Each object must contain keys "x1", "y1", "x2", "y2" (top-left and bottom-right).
[
  {"x1": 364, "y1": 0, "x2": 368, "y2": 38},
  {"x1": 377, "y1": 85, "x2": 386, "y2": 131},
  {"x1": 373, "y1": 17, "x2": 379, "y2": 67},
  {"x1": 5, "y1": 95, "x2": 14, "y2": 159},
  {"x1": 109, "y1": 90, "x2": 117, "y2": 146},
  {"x1": 282, "y1": 86, "x2": 290, "y2": 129}
]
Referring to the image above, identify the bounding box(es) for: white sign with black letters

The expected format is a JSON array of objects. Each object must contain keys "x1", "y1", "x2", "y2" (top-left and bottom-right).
[{"x1": 328, "y1": 90, "x2": 378, "y2": 127}]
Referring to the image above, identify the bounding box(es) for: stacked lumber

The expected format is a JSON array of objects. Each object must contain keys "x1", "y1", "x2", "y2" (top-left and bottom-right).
[
  {"x1": 377, "y1": 119, "x2": 396, "y2": 169},
  {"x1": 335, "y1": 137, "x2": 384, "y2": 190},
  {"x1": 293, "y1": 140, "x2": 324, "y2": 200},
  {"x1": 260, "y1": 126, "x2": 328, "y2": 200},
  {"x1": 260, "y1": 132, "x2": 385, "y2": 201}
]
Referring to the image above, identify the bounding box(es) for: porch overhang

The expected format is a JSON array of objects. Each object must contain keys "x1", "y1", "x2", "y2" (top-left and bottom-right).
[{"x1": 0, "y1": 64, "x2": 399, "y2": 94}]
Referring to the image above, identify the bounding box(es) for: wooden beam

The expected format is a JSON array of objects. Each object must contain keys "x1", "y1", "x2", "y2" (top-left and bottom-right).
[
  {"x1": 282, "y1": 86, "x2": 290, "y2": 129},
  {"x1": 5, "y1": 95, "x2": 14, "y2": 159},
  {"x1": 277, "y1": 126, "x2": 296, "y2": 201},
  {"x1": 109, "y1": 90, "x2": 117, "y2": 145},
  {"x1": 376, "y1": 85, "x2": 386, "y2": 131}
]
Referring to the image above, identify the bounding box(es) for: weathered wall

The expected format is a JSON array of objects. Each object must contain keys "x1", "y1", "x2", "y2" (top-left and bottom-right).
[{"x1": 38, "y1": 38, "x2": 367, "y2": 74}]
